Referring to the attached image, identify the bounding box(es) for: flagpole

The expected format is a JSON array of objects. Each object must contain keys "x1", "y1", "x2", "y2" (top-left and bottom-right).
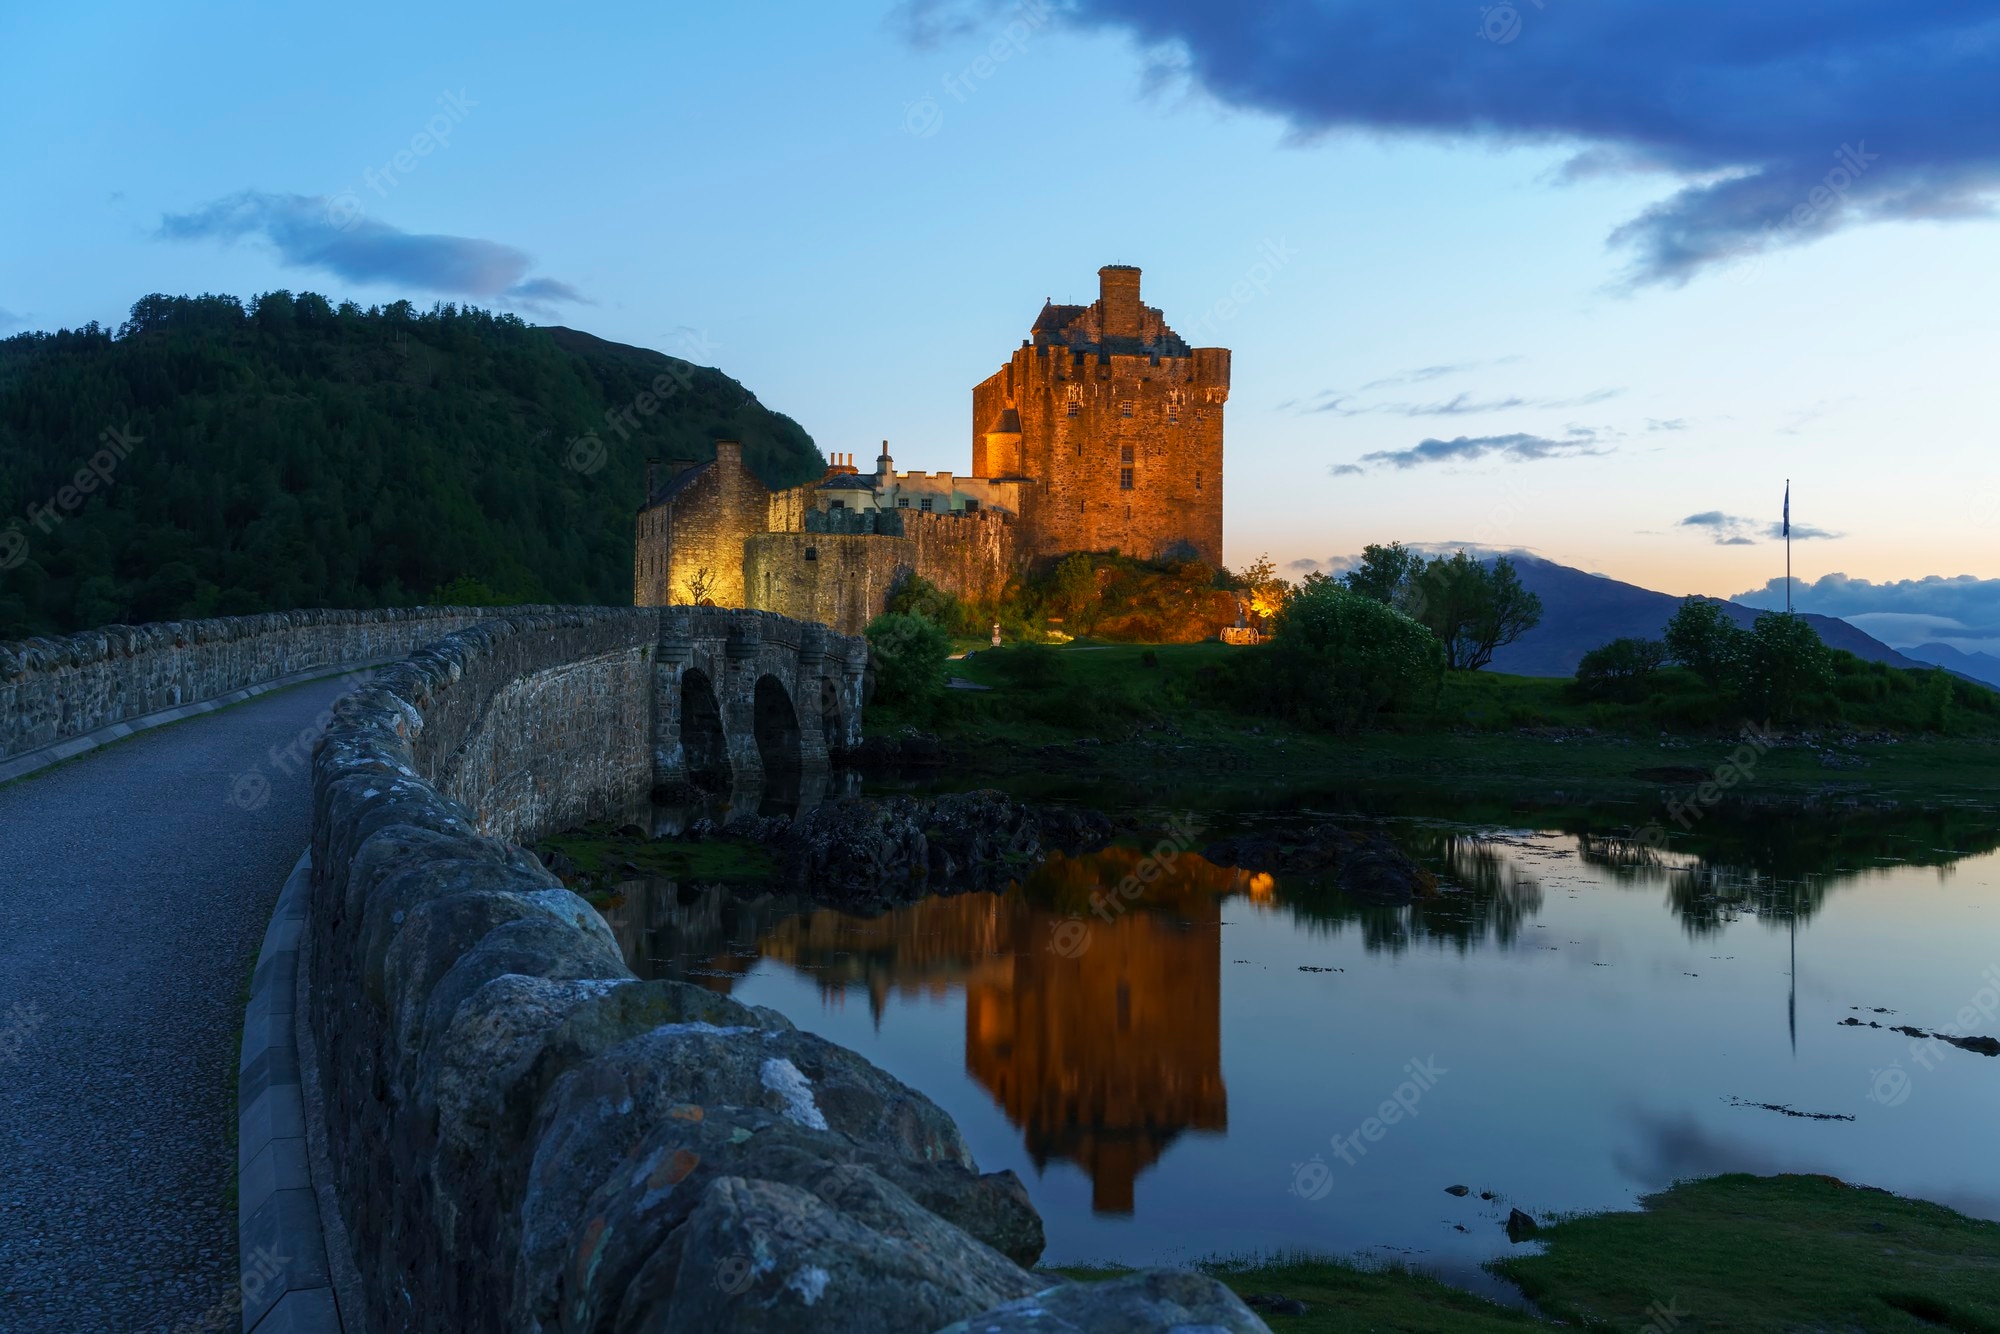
[{"x1": 1785, "y1": 479, "x2": 1792, "y2": 615}]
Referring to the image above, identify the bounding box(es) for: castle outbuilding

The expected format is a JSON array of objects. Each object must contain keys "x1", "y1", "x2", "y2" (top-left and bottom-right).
[{"x1": 635, "y1": 266, "x2": 1230, "y2": 635}]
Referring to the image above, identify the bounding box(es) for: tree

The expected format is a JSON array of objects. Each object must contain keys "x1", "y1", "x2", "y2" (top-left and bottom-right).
[
  {"x1": 1236, "y1": 552, "x2": 1290, "y2": 626},
  {"x1": 1574, "y1": 637, "x2": 1668, "y2": 701},
  {"x1": 1739, "y1": 612, "x2": 1834, "y2": 723},
  {"x1": 1257, "y1": 573, "x2": 1445, "y2": 731},
  {"x1": 1048, "y1": 553, "x2": 1096, "y2": 621},
  {"x1": 682, "y1": 566, "x2": 718, "y2": 606},
  {"x1": 865, "y1": 612, "x2": 951, "y2": 707},
  {"x1": 1663, "y1": 597, "x2": 1748, "y2": 686},
  {"x1": 1408, "y1": 551, "x2": 1543, "y2": 671},
  {"x1": 1342, "y1": 542, "x2": 1424, "y2": 612}
]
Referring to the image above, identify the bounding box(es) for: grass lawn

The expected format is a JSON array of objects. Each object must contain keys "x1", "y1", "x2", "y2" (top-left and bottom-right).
[
  {"x1": 877, "y1": 641, "x2": 2000, "y2": 808},
  {"x1": 1054, "y1": 1176, "x2": 2000, "y2": 1332},
  {"x1": 534, "y1": 821, "x2": 776, "y2": 887}
]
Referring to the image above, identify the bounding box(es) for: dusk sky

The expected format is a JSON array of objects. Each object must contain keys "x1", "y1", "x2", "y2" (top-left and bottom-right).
[{"x1": 6, "y1": 1, "x2": 1998, "y2": 649}]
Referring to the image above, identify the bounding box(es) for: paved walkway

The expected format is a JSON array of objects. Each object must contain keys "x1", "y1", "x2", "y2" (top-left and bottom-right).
[{"x1": 0, "y1": 675, "x2": 362, "y2": 1333}]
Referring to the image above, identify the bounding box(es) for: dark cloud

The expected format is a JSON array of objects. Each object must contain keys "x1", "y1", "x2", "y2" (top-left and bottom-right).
[
  {"x1": 1733, "y1": 573, "x2": 2000, "y2": 644},
  {"x1": 1680, "y1": 511, "x2": 1840, "y2": 544},
  {"x1": 0, "y1": 305, "x2": 24, "y2": 332},
  {"x1": 1009, "y1": 1, "x2": 2000, "y2": 284},
  {"x1": 157, "y1": 192, "x2": 588, "y2": 313},
  {"x1": 1336, "y1": 429, "x2": 1608, "y2": 474}
]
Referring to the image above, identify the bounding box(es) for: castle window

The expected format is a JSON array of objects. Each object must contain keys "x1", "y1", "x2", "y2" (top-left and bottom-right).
[
  {"x1": 1120, "y1": 401, "x2": 1133, "y2": 418},
  {"x1": 920, "y1": 497, "x2": 933, "y2": 512},
  {"x1": 964, "y1": 498, "x2": 979, "y2": 512},
  {"x1": 805, "y1": 547, "x2": 818, "y2": 561},
  {"x1": 1119, "y1": 468, "x2": 1134, "y2": 491},
  {"x1": 896, "y1": 497, "x2": 909, "y2": 508},
  {"x1": 1120, "y1": 445, "x2": 1134, "y2": 464},
  {"x1": 1196, "y1": 469, "x2": 1203, "y2": 491},
  {"x1": 1066, "y1": 401, "x2": 1080, "y2": 418},
  {"x1": 829, "y1": 499, "x2": 845, "y2": 511},
  {"x1": 1168, "y1": 408, "x2": 1179, "y2": 425}
]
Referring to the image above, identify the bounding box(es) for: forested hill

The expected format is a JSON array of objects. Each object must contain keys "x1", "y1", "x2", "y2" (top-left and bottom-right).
[{"x1": 0, "y1": 293, "x2": 824, "y2": 637}]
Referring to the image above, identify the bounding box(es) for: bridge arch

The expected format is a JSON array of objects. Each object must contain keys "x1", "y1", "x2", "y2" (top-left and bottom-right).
[
  {"x1": 753, "y1": 674, "x2": 802, "y2": 773},
  {"x1": 679, "y1": 667, "x2": 729, "y2": 784}
]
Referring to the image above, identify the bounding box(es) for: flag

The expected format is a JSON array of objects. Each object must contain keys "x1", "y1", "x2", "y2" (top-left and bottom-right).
[{"x1": 1783, "y1": 481, "x2": 1790, "y2": 538}]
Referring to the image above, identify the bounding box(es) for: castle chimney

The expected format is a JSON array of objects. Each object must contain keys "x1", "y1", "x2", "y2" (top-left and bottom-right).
[
  {"x1": 1099, "y1": 264, "x2": 1142, "y2": 340},
  {"x1": 877, "y1": 441, "x2": 893, "y2": 477},
  {"x1": 714, "y1": 439, "x2": 742, "y2": 468}
]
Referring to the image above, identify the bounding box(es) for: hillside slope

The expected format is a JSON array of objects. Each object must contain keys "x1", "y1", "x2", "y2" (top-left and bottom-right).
[
  {"x1": 1489, "y1": 554, "x2": 1926, "y2": 677},
  {"x1": 1903, "y1": 642, "x2": 2000, "y2": 689},
  {"x1": 0, "y1": 293, "x2": 822, "y2": 636}
]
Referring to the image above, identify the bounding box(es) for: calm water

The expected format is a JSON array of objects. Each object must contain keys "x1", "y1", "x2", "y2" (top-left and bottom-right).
[{"x1": 596, "y1": 796, "x2": 2000, "y2": 1280}]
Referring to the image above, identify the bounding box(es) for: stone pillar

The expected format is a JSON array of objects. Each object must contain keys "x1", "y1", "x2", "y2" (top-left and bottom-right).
[
  {"x1": 720, "y1": 618, "x2": 765, "y2": 781},
  {"x1": 652, "y1": 611, "x2": 693, "y2": 785}
]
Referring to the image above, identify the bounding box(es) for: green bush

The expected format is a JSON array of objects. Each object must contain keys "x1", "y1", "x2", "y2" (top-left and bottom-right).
[
  {"x1": 1242, "y1": 576, "x2": 1445, "y2": 732},
  {"x1": 865, "y1": 613, "x2": 951, "y2": 707},
  {"x1": 1663, "y1": 598, "x2": 1748, "y2": 687},
  {"x1": 1739, "y1": 612, "x2": 1836, "y2": 724},
  {"x1": 1573, "y1": 637, "x2": 1668, "y2": 702}
]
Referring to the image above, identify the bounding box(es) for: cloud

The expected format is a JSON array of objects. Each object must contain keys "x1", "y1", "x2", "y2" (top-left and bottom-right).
[
  {"x1": 1307, "y1": 387, "x2": 1621, "y2": 418},
  {"x1": 1014, "y1": 2, "x2": 2000, "y2": 284},
  {"x1": 1732, "y1": 573, "x2": 2000, "y2": 646},
  {"x1": 157, "y1": 191, "x2": 588, "y2": 313},
  {"x1": 1335, "y1": 429, "x2": 1608, "y2": 474},
  {"x1": 1679, "y1": 510, "x2": 1841, "y2": 544},
  {"x1": 1357, "y1": 355, "x2": 1525, "y2": 393},
  {"x1": 1647, "y1": 418, "x2": 1688, "y2": 432},
  {"x1": 0, "y1": 305, "x2": 24, "y2": 332}
]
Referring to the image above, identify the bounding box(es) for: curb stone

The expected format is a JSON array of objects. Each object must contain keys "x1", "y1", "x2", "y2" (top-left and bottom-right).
[{"x1": 239, "y1": 851, "x2": 357, "y2": 1333}]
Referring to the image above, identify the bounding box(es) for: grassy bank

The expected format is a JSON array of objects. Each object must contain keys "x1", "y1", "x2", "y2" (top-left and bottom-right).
[
  {"x1": 873, "y1": 642, "x2": 2000, "y2": 808},
  {"x1": 1059, "y1": 1175, "x2": 2000, "y2": 1332}
]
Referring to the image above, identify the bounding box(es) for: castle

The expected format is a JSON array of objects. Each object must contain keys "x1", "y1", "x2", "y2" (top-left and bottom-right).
[{"x1": 634, "y1": 265, "x2": 1230, "y2": 635}]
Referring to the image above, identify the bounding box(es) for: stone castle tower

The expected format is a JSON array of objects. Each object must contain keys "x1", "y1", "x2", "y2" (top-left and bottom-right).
[
  {"x1": 974, "y1": 265, "x2": 1229, "y2": 565},
  {"x1": 636, "y1": 265, "x2": 1229, "y2": 632}
]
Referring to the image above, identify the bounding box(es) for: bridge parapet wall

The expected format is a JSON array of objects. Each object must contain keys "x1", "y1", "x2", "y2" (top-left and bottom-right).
[{"x1": 0, "y1": 606, "x2": 551, "y2": 764}]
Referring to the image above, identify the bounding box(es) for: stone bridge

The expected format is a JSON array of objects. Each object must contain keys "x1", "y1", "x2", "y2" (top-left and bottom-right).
[{"x1": 653, "y1": 606, "x2": 868, "y2": 788}]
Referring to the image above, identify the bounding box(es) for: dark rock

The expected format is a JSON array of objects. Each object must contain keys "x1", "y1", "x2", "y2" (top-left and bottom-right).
[
  {"x1": 1244, "y1": 1291, "x2": 1309, "y2": 1316},
  {"x1": 1202, "y1": 823, "x2": 1436, "y2": 904},
  {"x1": 939, "y1": 1270, "x2": 1271, "y2": 1333},
  {"x1": 732, "y1": 791, "x2": 1113, "y2": 908},
  {"x1": 1445, "y1": 1184, "x2": 1471, "y2": 1197},
  {"x1": 619, "y1": 1174, "x2": 1041, "y2": 1334},
  {"x1": 1506, "y1": 1208, "x2": 1540, "y2": 1242}
]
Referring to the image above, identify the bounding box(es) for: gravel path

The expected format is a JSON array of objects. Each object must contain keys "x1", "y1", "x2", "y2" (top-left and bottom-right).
[{"x1": 0, "y1": 674, "x2": 363, "y2": 1333}]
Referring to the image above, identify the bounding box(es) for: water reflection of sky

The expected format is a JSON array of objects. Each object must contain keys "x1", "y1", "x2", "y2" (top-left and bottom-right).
[{"x1": 598, "y1": 824, "x2": 2000, "y2": 1273}]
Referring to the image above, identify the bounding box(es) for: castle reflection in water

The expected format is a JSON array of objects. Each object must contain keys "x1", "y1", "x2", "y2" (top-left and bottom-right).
[{"x1": 597, "y1": 847, "x2": 1262, "y2": 1213}]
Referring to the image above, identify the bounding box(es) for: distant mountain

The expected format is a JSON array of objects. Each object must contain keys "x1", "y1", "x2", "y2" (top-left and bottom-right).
[
  {"x1": 0, "y1": 293, "x2": 823, "y2": 637},
  {"x1": 1487, "y1": 554, "x2": 1932, "y2": 677},
  {"x1": 1902, "y1": 642, "x2": 2000, "y2": 689}
]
